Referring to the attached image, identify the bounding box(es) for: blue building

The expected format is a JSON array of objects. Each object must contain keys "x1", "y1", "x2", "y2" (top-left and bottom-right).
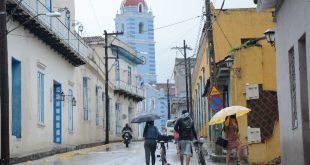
[{"x1": 115, "y1": 0, "x2": 156, "y2": 85}]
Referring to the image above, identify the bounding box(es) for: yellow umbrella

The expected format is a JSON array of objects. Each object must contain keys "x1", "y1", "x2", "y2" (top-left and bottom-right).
[{"x1": 209, "y1": 106, "x2": 251, "y2": 125}]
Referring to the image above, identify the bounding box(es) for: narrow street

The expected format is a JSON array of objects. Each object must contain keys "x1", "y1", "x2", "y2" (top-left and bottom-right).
[{"x1": 18, "y1": 141, "x2": 224, "y2": 165}]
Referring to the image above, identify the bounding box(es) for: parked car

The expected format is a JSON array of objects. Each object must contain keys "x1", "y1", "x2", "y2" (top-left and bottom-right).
[{"x1": 165, "y1": 119, "x2": 176, "y2": 136}]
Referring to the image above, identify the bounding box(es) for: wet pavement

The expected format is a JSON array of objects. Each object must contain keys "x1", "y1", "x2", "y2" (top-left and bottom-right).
[{"x1": 18, "y1": 141, "x2": 225, "y2": 165}]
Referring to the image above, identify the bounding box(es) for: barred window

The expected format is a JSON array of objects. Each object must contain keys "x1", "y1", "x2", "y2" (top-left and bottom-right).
[{"x1": 289, "y1": 47, "x2": 298, "y2": 129}]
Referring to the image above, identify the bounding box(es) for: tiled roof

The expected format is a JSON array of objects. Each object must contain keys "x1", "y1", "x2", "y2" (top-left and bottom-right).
[
  {"x1": 83, "y1": 36, "x2": 104, "y2": 43},
  {"x1": 122, "y1": 0, "x2": 146, "y2": 7}
]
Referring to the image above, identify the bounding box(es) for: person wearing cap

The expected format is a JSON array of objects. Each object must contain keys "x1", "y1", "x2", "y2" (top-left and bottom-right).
[{"x1": 174, "y1": 110, "x2": 198, "y2": 165}]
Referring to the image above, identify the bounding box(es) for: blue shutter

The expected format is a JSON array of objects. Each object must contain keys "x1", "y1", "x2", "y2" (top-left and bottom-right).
[{"x1": 12, "y1": 58, "x2": 21, "y2": 138}]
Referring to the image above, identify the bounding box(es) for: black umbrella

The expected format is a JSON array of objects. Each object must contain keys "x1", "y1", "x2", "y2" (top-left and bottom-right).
[{"x1": 131, "y1": 114, "x2": 161, "y2": 123}]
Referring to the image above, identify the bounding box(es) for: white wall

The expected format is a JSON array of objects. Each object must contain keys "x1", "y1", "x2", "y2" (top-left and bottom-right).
[{"x1": 275, "y1": 0, "x2": 310, "y2": 164}]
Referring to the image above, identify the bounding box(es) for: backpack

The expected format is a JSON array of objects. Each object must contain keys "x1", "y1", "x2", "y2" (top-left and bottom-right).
[{"x1": 180, "y1": 117, "x2": 193, "y2": 138}]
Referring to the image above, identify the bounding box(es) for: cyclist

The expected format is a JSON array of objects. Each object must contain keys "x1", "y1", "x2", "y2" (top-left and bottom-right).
[
  {"x1": 143, "y1": 121, "x2": 159, "y2": 165},
  {"x1": 174, "y1": 110, "x2": 198, "y2": 165}
]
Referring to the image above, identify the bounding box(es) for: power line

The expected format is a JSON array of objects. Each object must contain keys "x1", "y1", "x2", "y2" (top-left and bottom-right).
[
  {"x1": 88, "y1": 0, "x2": 103, "y2": 34},
  {"x1": 151, "y1": 15, "x2": 201, "y2": 32},
  {"x1": 215, "y1": 19, "x2": 233, "y2": 48}
]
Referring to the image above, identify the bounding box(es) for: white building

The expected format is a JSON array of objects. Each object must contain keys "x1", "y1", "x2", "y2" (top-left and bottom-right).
[
  {"x1": 5, "y1": 0, "x2": 144, "y2": 161},
  {"x1": 257, "y1": 0, "x2": 310, "y2": 164}
]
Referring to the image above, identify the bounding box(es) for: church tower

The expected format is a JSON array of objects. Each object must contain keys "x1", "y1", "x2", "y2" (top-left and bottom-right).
[{"x1": 115, "y1": 0, "x2": 156, "y2": 85}]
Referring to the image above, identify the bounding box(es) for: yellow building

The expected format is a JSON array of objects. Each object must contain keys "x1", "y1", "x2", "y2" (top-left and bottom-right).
[
  {"x1": 192, "y1": 8, "x2": 280, "y2": 164},
  {"x1": 226, "y1": 39, "x2": 280, "y2": 164}
]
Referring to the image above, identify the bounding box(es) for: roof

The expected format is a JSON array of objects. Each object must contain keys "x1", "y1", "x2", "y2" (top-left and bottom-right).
[
  {"x1": 83, "y1": 36, "x2": 104, "y2": 43},
  {"x1": 122, "y1": 0, "x2": 147, "y2": 7}
]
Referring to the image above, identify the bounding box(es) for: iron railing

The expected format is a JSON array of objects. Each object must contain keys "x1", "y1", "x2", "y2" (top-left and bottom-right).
[
  {"x1": 114, "y1": 80, "x2": 144, "y2": 98},
  {"x1": 9, "y1": 0, "x2": 90, "y2": 61}
]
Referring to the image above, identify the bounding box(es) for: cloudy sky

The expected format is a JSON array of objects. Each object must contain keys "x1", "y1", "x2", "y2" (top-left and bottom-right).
[{"x1": 75, "y1": 0, "x2": 255, "y2": 83}]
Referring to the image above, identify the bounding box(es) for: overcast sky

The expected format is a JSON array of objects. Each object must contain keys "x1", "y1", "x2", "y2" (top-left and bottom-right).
[{"x1": 75, "y1": 0, "x2": 255, "y2": 83}]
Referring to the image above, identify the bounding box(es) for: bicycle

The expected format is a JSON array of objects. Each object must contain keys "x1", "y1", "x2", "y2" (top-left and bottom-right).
[
  {"x1": 193, "y1": 138, "x2": 206, "y2": 165},
  {"x1": 157, "y1": 135, "x2": 173, "y2": 165}
]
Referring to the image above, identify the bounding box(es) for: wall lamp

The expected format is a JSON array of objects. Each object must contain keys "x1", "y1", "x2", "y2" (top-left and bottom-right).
[
  {"x1": 264, "y1": 28, "x2": 275, "y2": 47},
  {"x1": 61, "y1": 92, "x2": 76, "y2": 106},
  {"x1": 225, "y1": 56, "x2": 234, "y2": 68}
]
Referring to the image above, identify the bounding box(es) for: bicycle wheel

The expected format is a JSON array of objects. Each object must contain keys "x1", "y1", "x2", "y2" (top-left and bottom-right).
[{"x1": 198, "y1": 150, "x2": 206, "y2": 165}]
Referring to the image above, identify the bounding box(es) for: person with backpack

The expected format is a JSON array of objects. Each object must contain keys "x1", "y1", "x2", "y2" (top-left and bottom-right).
[
  {"x1": 143, "y1": 121, "x2": 159, "y2": 165},
  {"x1": 174, "y1": 110, "x2": 198, "y2": 165}
]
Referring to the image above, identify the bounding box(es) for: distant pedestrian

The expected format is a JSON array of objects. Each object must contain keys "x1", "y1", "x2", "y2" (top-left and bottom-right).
[
  {"x1": 224, "y1": 115, "x2": 242, "y2": 165},
  {"x1": 174, "y1": 110, "x2": 198, "y2": 165},
  {"x1": 143, "y1": 121, "x2": 159, "y2": 165}
]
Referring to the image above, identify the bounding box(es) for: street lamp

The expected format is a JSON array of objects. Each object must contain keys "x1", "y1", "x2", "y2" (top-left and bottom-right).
[
  {"x1": 61, "y1": 92, "x2": 77, "y2": 106},
  {"x1": 225, "y1": 56, "x2": 234, "y2": 68},
  {"x1": 6, "y1": 12, "x2": 61, "y2": 34},
  {"x1": 264, "y1": 28, "x2": 275, "y2": 47}
]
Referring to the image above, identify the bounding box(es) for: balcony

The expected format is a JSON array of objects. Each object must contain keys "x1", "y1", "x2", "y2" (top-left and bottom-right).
[
  {"x1": 6, "y1": 0, "x2": 89, "y2": 66},
  {"x1": 114, "y1": 80, "x2": 144, "y2": 102}
]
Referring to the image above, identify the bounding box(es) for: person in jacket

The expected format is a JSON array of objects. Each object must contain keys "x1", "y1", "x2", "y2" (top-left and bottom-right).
[
  {"x1": 122, "y1": 123, "x2": 133, "y2": 140},
  {"x1": 143, "y1": 121, "x2": 159, "y2": 165},
  {"x1": 174, "y1": 110, "x2": 198, "y2": 165},
  {"x1": 224, "y1": 115, "x2": 242, "y2": 165}
]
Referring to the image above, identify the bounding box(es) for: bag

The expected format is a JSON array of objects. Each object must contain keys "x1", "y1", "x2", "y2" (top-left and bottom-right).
[
  {"x1": 216, "y1": 136, "x2": 228, "y2": 148},
  {"x1": 180, "y1": 117, "x2": 193, "y2": 138}
]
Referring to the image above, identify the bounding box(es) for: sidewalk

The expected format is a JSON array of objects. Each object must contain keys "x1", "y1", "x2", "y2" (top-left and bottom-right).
[{"x1": 203, "y1": 142, "x2": 248, "y2": 165}]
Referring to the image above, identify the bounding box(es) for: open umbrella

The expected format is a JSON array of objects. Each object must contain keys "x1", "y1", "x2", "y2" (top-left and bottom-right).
[
  {"x1": 131, "y1": 113, "x2": 161, "y2": 123},
  {"x1": 209, "y1": 106, "x2": 251, "y2": 125}
]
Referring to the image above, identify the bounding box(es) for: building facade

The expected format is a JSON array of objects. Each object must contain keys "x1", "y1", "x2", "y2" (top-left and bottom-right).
[
  {"x1": 173, "y1": 58, "x2": 196, "y2": 117},
  {"x1": 257, "y1": 0, "x2": 310, "y2": 164},
  {"x1": 115, "y1": 0, "x2": 156, "y2": 85},
  {"x1": 192, "y1": 8, "x2": 280, "y2": 164},
  {"x1": 5, "y1": 0, "x2": 143, "y2": 160}
]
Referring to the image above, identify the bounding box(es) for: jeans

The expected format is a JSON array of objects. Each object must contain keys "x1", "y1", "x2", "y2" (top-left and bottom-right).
[{"x1": 144, "y1": 139, "x2": 157, "y2": 165}]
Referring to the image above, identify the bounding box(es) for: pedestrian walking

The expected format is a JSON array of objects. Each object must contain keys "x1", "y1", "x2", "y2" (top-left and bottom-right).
[
  {"x1": 224, "y1": 115, "x2": 242, "y2": 165},
  {"x1": 174, "y1": 130, "x2": 180, "y2": 154},
  {"x1": 143, "y1": 121, "x2": 159, "y2": 165},
  {"x1": 174, "y1": 110, "x2": 198, "y2": 165}
]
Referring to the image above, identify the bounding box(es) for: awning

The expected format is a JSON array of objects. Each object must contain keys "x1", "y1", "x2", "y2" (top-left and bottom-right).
[
  {"x1": 256, "y1": 0, "x2": 276, "y2": 12},
  {"x1": 111, "y1": 45, "x2": 144, "y2": 65}
]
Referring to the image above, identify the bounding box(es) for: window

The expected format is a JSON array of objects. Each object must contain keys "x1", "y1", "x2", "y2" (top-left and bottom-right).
[
  {"x1": 96, "y1": 86, "x2": 103, "y2": 126},
  {"x1": 115, "y1": 103, "x2": 122, "y2": 135},
  {"x1": 37, "y1": 72, "x2": 44, "y2": 124},
  {"x1": 139, "y1": 22, "x2": 144, "y2": 34},
  {"x1": 12, "y1": 59, "x2": 21, "y2": 138},
  {"x1": 115, "y1": 60, "x2": 120, "y2": 81},
  {"x1": 128, "y1": 66, "x2": 132, "y2": 85},
  {"x1": 121, "y1": 24, "x2": 125, "y2": 33},
  {"x1": 288, "y1": 47, "x2": 298, "y2": 129},
  {"x1": 68, "y1": 89, "x2": 74, "y2": 133},
  {"x1": 138, "y1": 4, "x2": 143, "y2": 13},
  {"x1": 45, "y1": 0, "x2": 52, "y2": 12},
  {"x1": 83, "y1": 77, "x2": 90, "y2": 120}
]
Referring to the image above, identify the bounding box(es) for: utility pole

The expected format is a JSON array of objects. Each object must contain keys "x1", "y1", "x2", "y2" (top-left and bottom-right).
[
  {"x1": 205, "y1": 0, "x2": 216, "y2": 84},
  {"x1": 104, "y1": 30, "x2": 123, "y2": 144},
  {"x1": 183, "y1": 40, "x2": 190, "y2": 114},
  {"x1": 167, "y1": 79, "x2": 170, "y2": 120},
  {"x1": 171, "y1": 41, "x2": 192, "y2": 114},
  {"x1": 187, "y1": 57, "x2": 193, "y2": 114},
  {"x1": 0, "y1": 0, "x2": 10, "y2": 164}
]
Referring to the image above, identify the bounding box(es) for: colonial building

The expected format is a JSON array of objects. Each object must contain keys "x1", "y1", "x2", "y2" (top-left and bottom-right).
[
  {"x1": 257, "y1": 0, "x2": 310, "y2": 164},
  {"x1": 5, "y1": 0, "x2": 143, "y2": 161},
  {"x1": 115, "y1": 0, "x2": 156, "y2": 85}
]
